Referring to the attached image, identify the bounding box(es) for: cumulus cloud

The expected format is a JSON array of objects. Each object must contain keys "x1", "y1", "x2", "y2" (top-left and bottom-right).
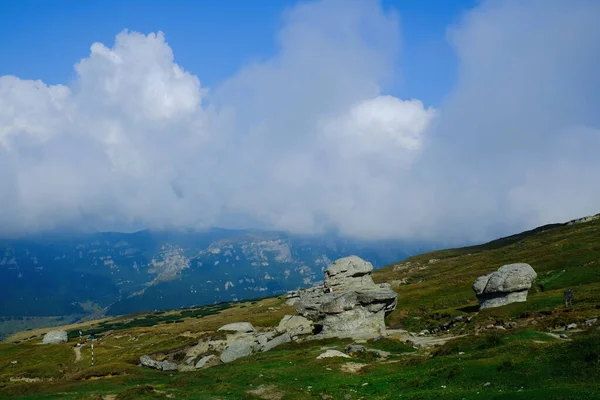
[{"x1": 0, "y1": 0, "x2": 599, "y2": 242}]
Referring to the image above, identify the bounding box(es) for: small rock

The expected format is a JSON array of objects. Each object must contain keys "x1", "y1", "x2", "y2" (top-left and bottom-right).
[
  {"x1": 419, "y1": 329, "x2": 430, "y2": 336},
  {"x1": 560, "y1": 333, "x2": 568, "y2": 339},
  {"x1": 345, "y1": 394, "x2": 352, "y2": 399},
  {"x1": 495, "y1": 326, "x2": 506, "y2": 330},
  {"x1": 458, "y1": 352, "x2": 465, "y2": 355},
  {"x1": 508, "y1": 322, "x2": 518, "y2": 329},
  {"x1": 195, "y1": 354, "x2": 216, "y2": 369},
  {"x1": 217, "y1": 322, "x2": 255, "y2": 333},
  {"x1": 10, "y1": 360, "x2": 17, "y2": 365},
  {"x1": 317, "y1": 350, "x2": 351, "y2": 359},
  {"x1": 221, "y1": 341, "x2": 254, "y2": 363},
  {"x1": 42, "y1": 330, "x2": 68, "y2": 344},
  {"x1": 453, "y1": 316, "x2": 464, "y2": 322},
  {"x1": 483, "y1": 382, "x2": 491, "y2": 387},
  {"x1": 585, "y1": 318, "x2": 597, "y2": 326},
  {"x1": 344, "y1": 344, "x2": 366, "y2": 354},
  {"x1": 565, "y1": 323, "x2": 578, "y2": 330}
]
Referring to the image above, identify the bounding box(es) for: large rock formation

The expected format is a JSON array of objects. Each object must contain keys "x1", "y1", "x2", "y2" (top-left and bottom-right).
[
  {"x1": 41, "y1": 330, "x2": 68, "y2": 344},
  {"x1": 295, "y1": 256, "x2": 397, "y2": 338},
  {"x1": 473, "y1": 263, "x2": 537, "y2": 309}
]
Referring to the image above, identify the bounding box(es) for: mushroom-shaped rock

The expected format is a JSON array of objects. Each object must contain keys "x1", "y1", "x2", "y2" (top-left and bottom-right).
[
  {"x1": 217, "y1": 322, "x2": 255, "y2": 333},
  {"x1": 473, "y1": 263, "x2": 537, "y2": 309},
  {"x1": 42, "y1": 330, "x2": 68, "y2": 344},
  {"x1": 295, "y1": 256, "x2": 397, "y2": 339},
  {"x1": 325, "y1": 256, "x2": 375, "y2": 289}
]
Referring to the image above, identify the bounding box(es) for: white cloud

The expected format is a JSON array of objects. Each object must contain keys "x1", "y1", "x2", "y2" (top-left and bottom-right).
[{"x1": 0, "y1": 0, "x2": 599, "y2": 242}]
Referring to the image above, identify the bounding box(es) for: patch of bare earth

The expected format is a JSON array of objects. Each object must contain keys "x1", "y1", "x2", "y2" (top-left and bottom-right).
[
  {"x1": 340, "y1": 362, "x2": 368, "y2": 374},
  {"x1": 247, "y1": 384, "x2": 285, "y2": 400}
]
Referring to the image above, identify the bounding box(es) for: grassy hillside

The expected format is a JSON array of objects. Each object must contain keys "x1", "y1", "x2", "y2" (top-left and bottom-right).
[
  {"x1": 0, "y1": 216, "x2": 599, "y2": 399},
  {"x1": 373, "y1": 215, "x2": 600, "y2": 331}
]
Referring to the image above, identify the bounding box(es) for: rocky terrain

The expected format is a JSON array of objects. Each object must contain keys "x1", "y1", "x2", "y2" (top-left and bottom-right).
[
  {"x1": 0, "y1": 214, "x2": 599, "y2": 399},
  {"x1": 0, "y1": 229, "x2": 429, "y2": 338}
]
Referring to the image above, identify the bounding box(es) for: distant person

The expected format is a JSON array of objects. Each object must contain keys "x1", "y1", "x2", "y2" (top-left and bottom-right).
[{"x1": 564, "y1": 289, "x2": 574, "y2": 307}]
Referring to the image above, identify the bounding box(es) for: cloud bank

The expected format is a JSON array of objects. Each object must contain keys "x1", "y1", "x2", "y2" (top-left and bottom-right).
[{"x1": 1, "y1": 0, "x2": 599, "y2": 242}]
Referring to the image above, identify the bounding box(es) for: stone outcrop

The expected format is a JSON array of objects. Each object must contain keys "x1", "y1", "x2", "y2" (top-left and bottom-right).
[
  {"x1": 217, "y1": 322, "x2": 255, "y2": 333},
  {"x1": 41, "y1": 330, "x2": 68, "y2": 344},
  {"x1": 276, "y1": 315, "x2": 313, "y2": 336},
  {"x1": 295, "y1": 256, "x2": 397, "y2": 338},
  {"x1": 473, "y1": 263, "x2": 537, "y2": 309},
  {"x1": 140, "y1": 355, "x2": 178, "y2": 371},
  {"x1": 220, "y1": 340, "x2": 254, "y2": 363}
]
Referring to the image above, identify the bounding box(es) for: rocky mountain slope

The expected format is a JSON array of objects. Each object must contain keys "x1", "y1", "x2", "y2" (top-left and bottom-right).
[
  {"x1": 0, "y1": 229, "x2": 429, "y2": 320},
  {"x1": 1, "y1": 214, "x2": 599, "y2": 399}
]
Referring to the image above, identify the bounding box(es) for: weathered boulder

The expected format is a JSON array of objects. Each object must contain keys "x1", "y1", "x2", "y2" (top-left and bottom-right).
[
  {"x1": 195, "y1": 354, "x2": 217, "y2": 369},
  {"x1": 295, "y1": 256, "x2": 397, "y2": 338},
  {"x1": 260, "y1": 332, "x2": 291, "y2": 352},
  {"x1": 140, "y1": 355, "x2": 178, "y2": 371},
  {"x1": 316, "y1": 350, "x2": 351, "y2": 359},
  {"x1": 42, "y1": 330, "x2": 68, "y2": 344},
  {"x1": 276, "y1": 315, "x2": 313, "y2": 336},
  {"x1": 220, "y1": 340, "x2": 253, "y2": 363},
  {"x1": 473, "y1": 263, "x2": 537, "y2": 309},
  {"x1": 217, "y1": 322, "x2": 255, "y2": 333}
]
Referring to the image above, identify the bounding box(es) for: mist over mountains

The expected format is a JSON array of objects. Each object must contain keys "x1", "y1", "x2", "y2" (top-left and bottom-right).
[{"x1": 0, "y1": 228, "x2": 433, "y2": 320}]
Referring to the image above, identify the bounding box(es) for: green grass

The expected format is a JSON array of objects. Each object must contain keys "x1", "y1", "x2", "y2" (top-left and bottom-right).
[{"x1": 1, "y1": 216, "x2": 600, "y2": 399}]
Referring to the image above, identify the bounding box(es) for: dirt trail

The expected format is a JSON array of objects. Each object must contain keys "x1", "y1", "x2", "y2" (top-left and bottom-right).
[
  {"x1": 384, "y1": 329, "x2": 469, "y2": 348},
  {"x1": 73, "y1": 345, "x2": 83, "y2": 362}
]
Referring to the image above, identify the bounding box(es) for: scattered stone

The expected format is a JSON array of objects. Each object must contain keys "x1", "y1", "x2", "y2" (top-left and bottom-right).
[
  {"x1": 473, "y1": 263, "x2": 537, "y2": 309},
  {"x1": 565, "y1": 323, "x2": 577, "y2": 330},
  {"x1": 218, "y1": 322, "x2": 255, "y2": 333},
  {"x1": 221, "y1": 341, "x2": 254, "y2": 363},
  {"x1": 508, "y1": 322, "x2": 518, "y2": 329},
  {"x1": 140, "y1": 355, "x2": 178, "y2": 371},
  {"x1": 317, "y1": 350, "x2": 351, "y2": 359},
  {"x1": 260, "y1": 333, "x2": 291, "y2": 352},
  {"x1": 495, "y1": 326, "x2": 506, "y2": 331},
  {"x1": 42, "y1": 330, "x2": 68, "y2": 344},
  {"x1": 344, "y1": 344, "x2": 366, "y2": 354},
  {"x1": 560, "y1": 334, "x2": 569, "y2": 339},
  {"x1": 194, "y1": 354, "x2": 216, "y2": 369},
  {"x1": 419, "y1": 330, "x2": 430, "y2": 336},
  {"x1": 296, "y1": 256, "x2": 397, "y2": 338},
  {"x1": 585, "y1": 318, "x2": 597, "y2": 326}
]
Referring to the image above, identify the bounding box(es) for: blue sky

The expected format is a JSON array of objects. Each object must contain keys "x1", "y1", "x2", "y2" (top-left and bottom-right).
[
  {"x1": 0, "y1": 0, "x2": 599, "y2": 241},
  {"x1": 0, "y1": 0, "x2": 475, "y2": 107}
]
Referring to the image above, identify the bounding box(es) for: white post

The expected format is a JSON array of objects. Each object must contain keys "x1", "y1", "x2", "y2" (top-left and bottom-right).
[{"x1": 91, "y1": 343, "x2": 94, "y2": 367}]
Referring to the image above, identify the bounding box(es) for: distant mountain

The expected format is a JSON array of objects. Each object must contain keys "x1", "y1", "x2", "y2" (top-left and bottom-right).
[{"x1": 0, "y1": 229, "x2": 434, "y2": 318}]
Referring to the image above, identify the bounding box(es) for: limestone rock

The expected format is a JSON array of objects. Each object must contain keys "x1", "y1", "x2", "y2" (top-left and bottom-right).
[
  {"x1": 195, "y1": 354, "x2": 217, "y2": 369},
  {"x1": 473, "y1": 263, "x2": 537, "y2": 309},
  {"x1": 41, "y1": 330, "x2": 68, "y2": 344},
  {"x1": 295, "y1": 256, "x2": 397, "y2": 338},
  {"x1": 276, "y1": 315, "x2": 313, "y2": 336},
  {"x1": 140, "y1": 355, "x2": 178, "y2": 371},
  {"x1": 220, "y1": 340, "x2": 253, "y2": 363},
  {"x1": 316, "y1": 350, "x2": 351, "y2": 359},
  {"x1": 260, "y1": 332, "x2": 291, "y2": 352},
  {"x1": 217, "y1": 322, "x2": 255, "y2": 333}
]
